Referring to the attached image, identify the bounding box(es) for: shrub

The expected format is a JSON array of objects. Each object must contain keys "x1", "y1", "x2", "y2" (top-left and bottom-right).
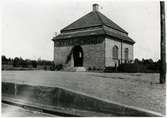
[
  {"x1": 55, "y1": 64, "x2": 63, "y2": 71},
  {"x1": 88, "y1": 67, "x2": 92, "y2": 71},
  {"x1": 117, "y1": 63, "x2": 160, "y2": 73},
  {"x1": 50, "y1": 63, "x2": 56, "y2": 71},
  {"x1": 44, "y1": 66, "x2": 47, "y2": 70},
  {"x1": 92, "y1": 66, "x2": 96, "y2": 71}
]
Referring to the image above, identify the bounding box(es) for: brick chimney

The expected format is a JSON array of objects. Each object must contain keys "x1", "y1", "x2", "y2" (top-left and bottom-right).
[{"x1": 93, "y1": 3, "x2": 99, "y2": 12}]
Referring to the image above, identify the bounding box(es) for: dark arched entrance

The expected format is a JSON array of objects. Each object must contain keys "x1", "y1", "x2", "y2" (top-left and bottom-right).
[{"x1": 73, "y1": 46, "x2": 83, "y2": 67}]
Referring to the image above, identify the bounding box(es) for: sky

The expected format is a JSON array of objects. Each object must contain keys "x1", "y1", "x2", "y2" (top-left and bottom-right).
[{"x1": 1, "y1": 0, "x2": 167, "y2": 61}]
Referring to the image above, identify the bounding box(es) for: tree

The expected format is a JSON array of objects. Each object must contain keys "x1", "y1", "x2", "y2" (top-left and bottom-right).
[
  {"x1": 134, "y1": 58, "x2": 140, "y2": 64},
  {"x1": 2, "y1": 55, "x2": 7, "y2": 64},
  {"x1": 32, "y1": 60, "x2": 37, "y2": 68},
  {"x1": 13, "y1": 57, "x2": 20, "y2": 67}
]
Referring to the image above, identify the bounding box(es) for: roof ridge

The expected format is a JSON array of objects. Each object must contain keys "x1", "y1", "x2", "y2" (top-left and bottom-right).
[
  {"x1": 97, "y1": 12, "x2": 128, "y2": 34},
  {"x1": 95, "y1": 11, "x2": 107, "y2": 34},
  {"x1": 61, "y1": 11, "x2": 102, "y2": 32},
  {"x1": 95, "y1": 11, "x2": 104, "y2": 25},
  {"x1": 61, "y1": 10, "x2": 128, "y2": 34}
]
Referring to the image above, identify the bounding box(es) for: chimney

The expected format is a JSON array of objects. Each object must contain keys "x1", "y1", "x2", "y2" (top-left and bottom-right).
[{"x1": 93, "y1": 3, "x2": 99, "y2": 11}]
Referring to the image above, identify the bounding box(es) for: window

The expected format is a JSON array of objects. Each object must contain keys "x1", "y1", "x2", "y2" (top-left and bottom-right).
[
  {"x1": 113, "y1": 45, "x2": 118, "y2": 60},
  {"x1": 125, "y1": 48, "x2": 129, "y2": 62}
]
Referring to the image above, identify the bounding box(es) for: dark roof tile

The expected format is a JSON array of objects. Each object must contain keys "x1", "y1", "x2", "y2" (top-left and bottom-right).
[
  {"x1": 53, "y1": 10, "x2": 135, "y2": 44},
  {"x1": 61, "y1": 11, "x2": 127, "y2": 34},
  {"x1": 53, "y1": 27, "x2": 135, "y2": 44}
]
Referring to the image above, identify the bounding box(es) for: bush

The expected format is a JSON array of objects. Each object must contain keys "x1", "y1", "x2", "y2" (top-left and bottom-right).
[
  {"x1": 118, "y1": 63, "x2": 140, "y2": 73},
  {"x1": 44, "y1": 66, "x2": 47, "y2": 70},
  {"x1": 50, "y1": 63, "x2": 56, "y2": 71},
  {"x1": 92, "y1": 66, "x2": 96, "y2": 71},
  {"x1": 55, "y1": 64, "x2": 63, "y2": 71},
  {"x1": 117, "y1": 63, "x2": 160, "y2": 73},
  {"x1": 88, "y1": 67, "x2": 92, "y2": 71}
]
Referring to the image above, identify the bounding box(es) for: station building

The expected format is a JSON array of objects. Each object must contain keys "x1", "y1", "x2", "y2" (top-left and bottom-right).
[{"x1": 52, "y1": 4, "x2": 135, "y2": 71}]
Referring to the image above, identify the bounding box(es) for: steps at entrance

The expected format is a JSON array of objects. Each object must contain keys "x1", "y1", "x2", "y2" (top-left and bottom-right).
[
  {"x1": 75, "y1": 67, "x2": 86, "y2": 72},
  {"x1": 63, "y1": 67, "x2": 76, "y2": 72}
]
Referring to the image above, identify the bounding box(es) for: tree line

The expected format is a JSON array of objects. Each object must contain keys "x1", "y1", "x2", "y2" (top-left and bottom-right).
[
  {"x1": 2, "y1": 55, "x2": 55, "y2": 70},
  {"x1": 117, "y1": 58, "x2": 161, "y2": 73},
  {"x1": 2, "y1": 55, "x2": 161, "y2": 72}
]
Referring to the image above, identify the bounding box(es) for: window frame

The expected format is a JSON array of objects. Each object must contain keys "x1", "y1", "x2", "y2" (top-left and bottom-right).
[
  {"x1": 112, "y1": 45, "x2": 119, "y2": 60},
  {"x1": 124, "y1": 48, "x2": 129, "y2": 62}
]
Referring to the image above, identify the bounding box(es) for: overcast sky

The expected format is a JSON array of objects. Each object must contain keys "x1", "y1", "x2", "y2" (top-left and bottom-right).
[{"x1": 2, "y1": 0, "x2": 167, "y2": 61}]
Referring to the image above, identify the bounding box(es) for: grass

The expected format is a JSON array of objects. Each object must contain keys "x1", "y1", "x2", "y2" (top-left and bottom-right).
[{"x1": 2, "y1": 71, "x2": 165, "y2": 115}]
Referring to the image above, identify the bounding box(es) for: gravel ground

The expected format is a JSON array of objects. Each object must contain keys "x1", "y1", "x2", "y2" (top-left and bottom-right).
[{"x1": 2, "y1": 71, "x2": 166, "y2": 115}]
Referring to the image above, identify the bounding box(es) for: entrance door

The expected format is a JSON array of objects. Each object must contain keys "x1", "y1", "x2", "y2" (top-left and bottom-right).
[{"x1": 73, "y1": 46, "x2": 83, "y2": 67}]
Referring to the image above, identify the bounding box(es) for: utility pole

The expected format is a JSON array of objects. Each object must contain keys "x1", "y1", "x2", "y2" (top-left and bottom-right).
[{"x1": 160, "y1": 1, "x2": 166, "y2": 84}]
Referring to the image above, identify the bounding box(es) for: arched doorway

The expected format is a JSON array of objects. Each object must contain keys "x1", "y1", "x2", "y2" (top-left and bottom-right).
[{"x1": 72, "y1": 46, "x2": 83, "y2": 67}]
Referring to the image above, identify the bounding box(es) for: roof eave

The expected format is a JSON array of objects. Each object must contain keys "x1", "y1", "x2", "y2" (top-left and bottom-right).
[
  {"x1": 53, "y1": 33, "x2": 106, "y2": 40},
  {"x1": 60, "y1": 25, "x2": 103, "y2": 33},
  {"x1": 105, "y1": 34, "x2": 135, "y2": 45}
]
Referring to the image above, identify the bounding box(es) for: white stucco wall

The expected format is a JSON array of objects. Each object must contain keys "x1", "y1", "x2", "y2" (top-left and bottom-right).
[
  {"x1": 122, "y1": 42, "x2": 133, "y2": 63},
  {"x1": 105, "y1": 38, "x2": 133, "y2": 67},
  {"x1": 105, "y1": 38, "x2": 121, "y2": 67}
]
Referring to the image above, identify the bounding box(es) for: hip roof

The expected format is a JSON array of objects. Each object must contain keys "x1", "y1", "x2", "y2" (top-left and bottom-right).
[{"x1": 53, "y1": 10, "x2": 135, "y2": 44}]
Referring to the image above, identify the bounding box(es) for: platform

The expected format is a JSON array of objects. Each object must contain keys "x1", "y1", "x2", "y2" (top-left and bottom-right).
[{"x1": 2, "y1": 71, "x2": 165, "y2": 115}]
